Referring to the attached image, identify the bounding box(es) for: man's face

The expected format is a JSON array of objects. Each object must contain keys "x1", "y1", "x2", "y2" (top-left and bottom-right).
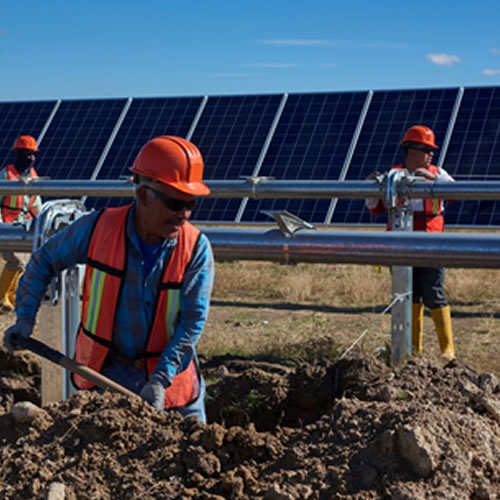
[
  {"x1": 407, "y1": 144, "x2": 435, "y2": 168},
  {"x1": 138, "y1": 182, "x2": 196, "y2": 242},
  {"x1": 15, "y1": 149, "x2": 36, "y2": 171}
]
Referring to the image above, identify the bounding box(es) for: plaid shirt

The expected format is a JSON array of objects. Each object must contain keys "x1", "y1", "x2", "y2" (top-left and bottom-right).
[{"x1": 17, "y1": 202, "x2": 214, "y2": 383}]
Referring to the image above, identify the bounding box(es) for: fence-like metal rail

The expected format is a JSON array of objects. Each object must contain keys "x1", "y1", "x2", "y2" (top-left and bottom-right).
[
  {"x1": 2, "y1": 177, "x2": 500, "y2": 200},
  {"x1": 2, "y1": 174, "x2": 500, "y2": 372}
]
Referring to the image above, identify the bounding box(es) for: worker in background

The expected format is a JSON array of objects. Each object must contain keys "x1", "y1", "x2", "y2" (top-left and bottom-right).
[
  {"x1": 365, "y1": 125, "x2": 456, "y2": 361},
  {"x1": 0, "y1": 135, "x2": 42, "y2": 313},
  {"x1": 4, "y1": 136, "x2": 214, "y2": 422}
]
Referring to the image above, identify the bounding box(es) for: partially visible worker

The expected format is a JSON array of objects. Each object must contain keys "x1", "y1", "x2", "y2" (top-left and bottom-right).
[
  {"x1": 4, "y1": 135, "x2": 214, "y2": 422},
  {"x1": 365, "y1": 125, "x2": 456, "y2": 361},
  {"x1": 0, "y1": 135, "x2": 42, "y2": 313}
]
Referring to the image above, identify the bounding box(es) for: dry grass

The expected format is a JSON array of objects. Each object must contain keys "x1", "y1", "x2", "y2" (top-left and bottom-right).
[
  {"x1": 1, "y1": 259, "x2": 498, "y2": 378},
  {"x1": 201, "y1": 261, "x2": 500, "y2": 377}
]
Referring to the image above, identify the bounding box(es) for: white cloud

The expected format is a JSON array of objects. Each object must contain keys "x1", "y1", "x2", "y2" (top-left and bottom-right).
[
  {"x1": 491, "y1": 48, "x2": 500, "y2": 55},
  {"x1": 483, "y1": 68, "x2": 500, "y2": 76},
  {"x1": 425, "y1": 53, "x2": 461, "y2": 66},
  {"x1": 240, "y1": 63, "x2": 297, "y2": 68}
]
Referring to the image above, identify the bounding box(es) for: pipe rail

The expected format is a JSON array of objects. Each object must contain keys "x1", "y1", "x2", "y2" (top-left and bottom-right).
[
  {"x1": 2, "y1": 178, "x2": 500, "y2": 200},
  {"x1": 3, "y1": 224, "x2": 500, "y2": 269}
]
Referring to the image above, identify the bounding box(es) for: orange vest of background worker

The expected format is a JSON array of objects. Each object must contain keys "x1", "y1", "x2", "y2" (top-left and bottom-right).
[
  {"x1": 365, "y1": 125, "x2": 456, "y2": 361},
  {"x1": 73, "y1": 205, "x2": 201, "y2": 409},
  {"x1": 370, "y1": 164, "x2": 446, "y2": 232},
  {"x1": 0, "y1": 135, "x2": 42, "y2": 313}
]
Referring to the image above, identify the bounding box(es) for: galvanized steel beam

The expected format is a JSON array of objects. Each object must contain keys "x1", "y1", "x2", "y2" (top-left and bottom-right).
[{"x1": 2, "y1": 179, "x2": 500, "y2": 200}]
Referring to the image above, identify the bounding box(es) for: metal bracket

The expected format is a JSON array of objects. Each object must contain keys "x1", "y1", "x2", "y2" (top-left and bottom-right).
[
  {"x1": 262, "y1": 210, "x2": 315, "y2": 237},
  {"x1": 241, "y1": 175, "x2": 275, "y2": 185},
  {"x1": 32, "y1": 199, "x2": 89, "y2": 307},
  {"x1": 17, "y1": 175, "x2": 51, "y2": 184},
  {"x1": 33, "y1": 199, "x2": 89, "y2": 252}
]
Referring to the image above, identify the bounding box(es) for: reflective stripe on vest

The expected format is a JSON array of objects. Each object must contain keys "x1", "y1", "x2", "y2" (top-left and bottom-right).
[
  {"x1": 73, "y1": 205, "x2": 202, "y2": 409},
  {"x1": 84, "y1": 267, "x2": 108, "y2": 333},
  {"x1": 0, "y1": 164, "x2": 39, "y2": 222}
]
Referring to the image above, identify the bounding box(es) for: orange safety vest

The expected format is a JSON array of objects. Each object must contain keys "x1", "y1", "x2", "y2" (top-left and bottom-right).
[
  {"x1": 369, "y1": 164, "x2": 445, "y2": 233},
  {"x1": 0, "y1": 164, "x2": 39, "y2": 222},
  {"x1": 73, "y1": 205, "x2": 201, "y2": 409}
]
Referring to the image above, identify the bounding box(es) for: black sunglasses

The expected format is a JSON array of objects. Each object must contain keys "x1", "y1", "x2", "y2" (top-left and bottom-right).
[
  {"x1": 144, "y1": 186, "x2": 197, "y2": 212},
  {"x1": 411, "y1": 145, "x2": 435, "y2": 154}
]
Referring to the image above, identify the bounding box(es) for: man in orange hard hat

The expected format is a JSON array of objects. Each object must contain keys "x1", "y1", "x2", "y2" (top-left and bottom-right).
[
  {"x1": 365, "y1": 125, "x2": 456, "y2": 361},
  {"x1": 4, "y1": 136, "x2": 214, "y2": 422},
  {"x1": 0, "y1": 135, "x2": 42, "y2": 313}
]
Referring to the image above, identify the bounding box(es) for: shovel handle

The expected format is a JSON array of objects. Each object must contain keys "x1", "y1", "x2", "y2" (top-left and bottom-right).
[{"x1": 11, "y1": 333, "x2": 141, "y2": 401}]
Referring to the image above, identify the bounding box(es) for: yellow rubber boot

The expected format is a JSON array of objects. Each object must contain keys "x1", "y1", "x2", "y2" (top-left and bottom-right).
[
  {"x1": 412, "y1": 303, "x2": 424, "y2": 354},
  {"x1": 0, "y1": 267, "x2": 18, "y2": 313},
  {"x1": 430, "y1": 305, "x2": 456, "y2": 361},
  {"x1": 6, "y1": 271, "x2": 22, "y2": 309}
]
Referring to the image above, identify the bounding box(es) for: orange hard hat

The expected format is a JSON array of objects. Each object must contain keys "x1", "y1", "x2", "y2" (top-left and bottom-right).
[
  {"x1": 400, "y1": 125, "x2": 438, "y2": 149},
  {"x1": 130, "y1": 136, "x2": 209, "y2": 196},
  {"x1": 12, "y1": 135, "x2": 39, "y2": 152}
]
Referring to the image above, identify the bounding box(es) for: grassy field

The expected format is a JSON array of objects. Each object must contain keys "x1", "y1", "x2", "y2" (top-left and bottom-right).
[
  {"x1": 200, "y1": 261, "x2": 500, "y2": 377},
  {"x1": 1, "y1": 258, "x2": 498, "y2": 379}
]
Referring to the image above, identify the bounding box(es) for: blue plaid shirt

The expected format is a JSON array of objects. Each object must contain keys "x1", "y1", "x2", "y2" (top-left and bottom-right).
[{"x1": 16, "y1": 202, "x2": 214, "y2": 384}]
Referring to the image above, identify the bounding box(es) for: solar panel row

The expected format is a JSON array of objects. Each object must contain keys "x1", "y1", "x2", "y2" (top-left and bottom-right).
[{"x1": 1, "y1": 86, "x2": 500, "y2": 227}]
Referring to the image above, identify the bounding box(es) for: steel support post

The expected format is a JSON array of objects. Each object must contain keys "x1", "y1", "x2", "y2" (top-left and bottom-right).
[
  {"x1": 33, "y1": 200, "x2": 87, "y2": 402},
  {"x1": 386, "y1": 170, "x2": 413, "y2": 365}
]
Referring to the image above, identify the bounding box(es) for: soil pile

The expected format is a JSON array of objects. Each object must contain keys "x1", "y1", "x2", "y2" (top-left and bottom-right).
[{"x1": 0, "y1": 347, "x2": 499, "y2": 499}]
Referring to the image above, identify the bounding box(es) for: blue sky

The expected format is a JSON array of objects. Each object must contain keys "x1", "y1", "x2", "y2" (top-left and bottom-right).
[{"x1": 1, "y1": 0, "x2": 500, "y2": 101}]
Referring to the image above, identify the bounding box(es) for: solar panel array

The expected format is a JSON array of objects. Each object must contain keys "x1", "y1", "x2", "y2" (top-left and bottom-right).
[{"x1": 1, "y1": 86, "x2": 500, "y2": 227}]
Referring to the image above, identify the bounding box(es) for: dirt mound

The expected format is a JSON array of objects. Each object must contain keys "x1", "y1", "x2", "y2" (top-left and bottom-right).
[{"x1": 0, "y1": 347, "x2": 499, "y2": 499}]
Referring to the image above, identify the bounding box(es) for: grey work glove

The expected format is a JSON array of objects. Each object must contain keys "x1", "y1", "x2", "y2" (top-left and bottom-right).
[
  {"x1": 3, "y1": 319, "x2": 34, "y2": 354},
  {"x1": 139, "y1": 372, "x2": 171, "y2": 412}
]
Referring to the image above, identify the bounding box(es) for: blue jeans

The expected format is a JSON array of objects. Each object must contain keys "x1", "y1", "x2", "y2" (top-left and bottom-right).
[{"x1": 98, "y1": 361, "x2": 207, "y2": 423}]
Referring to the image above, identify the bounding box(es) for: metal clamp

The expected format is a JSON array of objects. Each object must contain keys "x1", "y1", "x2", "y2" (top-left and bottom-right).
[{"x1": 261, "y1": 210, "x2": 315, "y2": 237}]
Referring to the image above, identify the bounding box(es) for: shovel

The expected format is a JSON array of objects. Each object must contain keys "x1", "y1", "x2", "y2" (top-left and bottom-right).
[{"x1": 10, "y1": 333, "x2": 141, "y2": 401}]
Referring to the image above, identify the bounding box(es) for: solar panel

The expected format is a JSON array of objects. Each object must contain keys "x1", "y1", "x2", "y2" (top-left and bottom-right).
[
  {"x1": 441, "y1": 86, "x2": 500, "y2": 226},
  {"x1": 89, "y1": 96, "x2": 204, "y2": 210},
  {"x1": 189, "y1": 94, "x2": 284, "y2": 222},
  {"x1": 34, "y1": 99, "x2": 127, "y2": 183},
  {"x1": 240, "y1": 91, "x2": 368, "y2": 224},
  {"x1": 0, "y1": 100, "x2": 57, "y2": 167},
  {"x1": 332, "y1": 87, "x2": 459, "y2": 226},
  {"x1": 2, "y1": 86, "x2": 500, "y2": 228}
]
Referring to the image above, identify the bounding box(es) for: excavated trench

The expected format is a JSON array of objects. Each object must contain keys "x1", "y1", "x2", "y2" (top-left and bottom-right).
[{"x1": 0, "y1": 348, "x2": 499, "y2": 499}]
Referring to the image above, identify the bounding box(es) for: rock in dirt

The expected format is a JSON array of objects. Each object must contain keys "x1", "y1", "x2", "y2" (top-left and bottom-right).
[{"x1": 11, "y1": 401, "x2": 48, "y2": 424}]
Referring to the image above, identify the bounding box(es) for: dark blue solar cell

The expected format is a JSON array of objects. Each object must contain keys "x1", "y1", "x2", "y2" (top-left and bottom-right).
[
  {"x1": 0, "y1": 101, "x2": 56, "y2": 167},
  {"x1": 192, "y1": 198, "x2": 242, "y2": 223},
  {"x1": 241, "y1": 91, "x2": 368, "y2": 223},
  {"x1": 190, "y1": 94, "x2": 284, "y2": 222},
  {"x1": 441, "y1": 87, "x2": 500, "y2": 226},
  {"x1": 89, "y1": 96, "x2": 203, "y2": 210},
  {"x1": 35, "y1": 99, "x2": 127, "y2": 181},
  {"x1": 333, "y1": 87, "x2": 458, "y2": 226}
]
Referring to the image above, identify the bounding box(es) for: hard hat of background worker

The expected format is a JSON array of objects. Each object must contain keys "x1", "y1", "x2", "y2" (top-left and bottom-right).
[
  {"x1": 12, "y1": 135, "x2": 39, "y2": 152},
  {"x1": 131, "y1": 135, "x2": 210, "y2": 196},
  {"x1": 400, "y1": 125, "x2": 438, "y2": 149}
]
